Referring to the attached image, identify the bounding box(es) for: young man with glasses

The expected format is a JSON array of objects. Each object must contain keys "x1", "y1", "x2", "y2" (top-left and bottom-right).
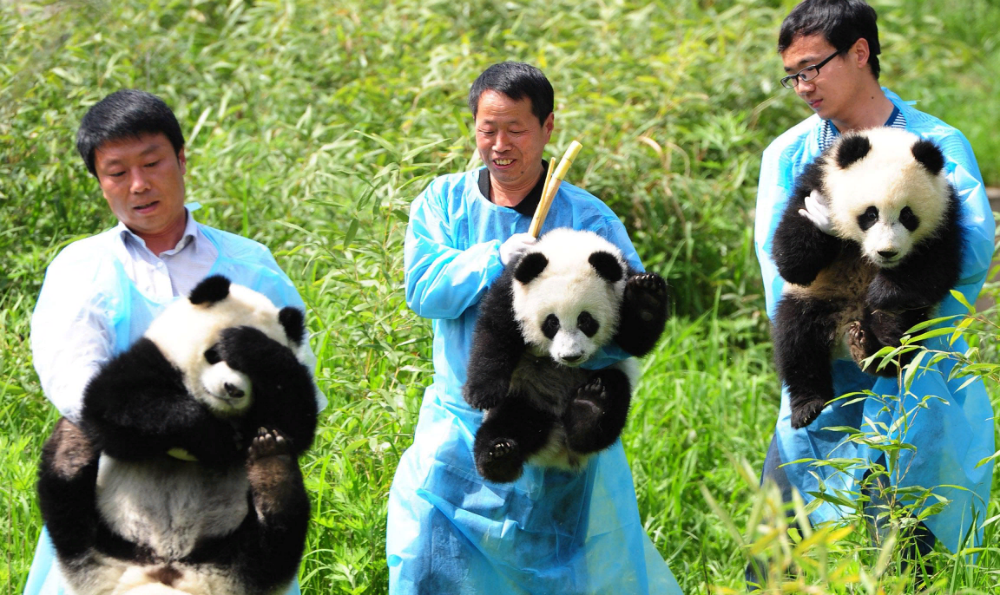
[{"x1": 751, "y1": 0, "x2": 994, "y2": 585}]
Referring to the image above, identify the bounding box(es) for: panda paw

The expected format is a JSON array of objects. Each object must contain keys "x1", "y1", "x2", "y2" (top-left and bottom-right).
[
  {"x1": 625, "y1": 273, "x2": 668, "y2": 322},
  {"x1": 847, "y1": 321, "x2": 871, "y2": 365},
  {"x1": 42, "y1": 418, "x2": 98, "y2": 481},
  {"x1": 848, "y1": 320, "x2": 898, "y2": 377},
  {"x1": 475, "y1": 438, "x2": 524, "y2": 483},
  {"x1": 790, "y1": 399, "x2": 827, "y2": 429},
  {"x1": 248, "y1": 428, "x2": 291, "y2": 461}
]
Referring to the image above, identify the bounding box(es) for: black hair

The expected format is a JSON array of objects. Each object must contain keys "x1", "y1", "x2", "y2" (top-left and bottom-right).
[
  {"x1": 76, "y1": 89, "x2": 185, "y2": 177},
  {"x1": 468, "y1": 62, "x2": 554, "y2": 126},
  {"x1": 778, "y1": 0, "x2": 881, "y2": 79}
]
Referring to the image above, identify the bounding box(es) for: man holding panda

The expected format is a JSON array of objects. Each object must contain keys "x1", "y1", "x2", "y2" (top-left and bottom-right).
[
  {"x1": 387, "y1": 62, "x2": 681, "y2": 594},
  {"x1": 753, "y1": 0, "x2": 995, "y2": 581},
  {"x1": 24, "y1": 90, "x2": 318, "y2": 595}
]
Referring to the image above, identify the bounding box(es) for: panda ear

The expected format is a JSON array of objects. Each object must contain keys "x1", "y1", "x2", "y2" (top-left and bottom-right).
[
  {"x1": 514, "y1": 252, "x2": 548, "y2": 284},
  {"x1": 279, "y1": 307, "x2": 305, "y2": 346},
  {"x1": 835, "y1": 134, "x2": 872, "y2": 169},
  {"x1": 189, "y1": 275, "x2": 231, "y2": 305},
  {"x1": 911, "y1": 139, "x2": 945, "y2": 176},
  {"x1": 588, "y1": 251, "x2": 624, "y2": 283}
]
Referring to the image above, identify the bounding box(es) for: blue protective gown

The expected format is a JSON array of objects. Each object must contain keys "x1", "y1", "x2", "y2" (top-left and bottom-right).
[
  {"x1": 754, "y1": 89, "x2": 996, "y2": 552},
  {"x1": 387, "y1": 169, "x2": 682, "y2": 594},
  {"x1": 24, "y1": 221, "x2": 307, "y2": 595}
]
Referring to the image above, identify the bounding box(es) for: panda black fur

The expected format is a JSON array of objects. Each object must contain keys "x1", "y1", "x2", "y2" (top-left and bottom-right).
[
  {"x1": 771, "y1": 127, "x2": 963, "y2": 429},
  {"x1": 463, "y1": 228, "x2": 668, "y2": 483},
  {"x1": 37, "y1": 275, "x2": 318, "y2": 595}
]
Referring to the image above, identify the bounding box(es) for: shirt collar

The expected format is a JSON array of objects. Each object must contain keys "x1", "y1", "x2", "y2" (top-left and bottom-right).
[
  {"x1": 116, "y1": 207, "x2": 200, "y2": 256},
  {"x1": 477, "y1": 160, "x2": 549, "y2": 217}
]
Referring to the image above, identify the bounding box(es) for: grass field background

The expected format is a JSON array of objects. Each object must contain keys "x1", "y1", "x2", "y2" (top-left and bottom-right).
[{"x1": 2, "y1": 0, "x2": 999, "y2": 592}]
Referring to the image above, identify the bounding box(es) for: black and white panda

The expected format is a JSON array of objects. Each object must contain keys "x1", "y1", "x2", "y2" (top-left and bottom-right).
[
  {"x1": 771, "y1": 127, "x2": 963, "y2": 429},
  {"x1": 37, "y1": 275, "x2": 319, "y2": 595},
  {"x1": 463, "y1": 228, "x2": 668, "y2": 483}
]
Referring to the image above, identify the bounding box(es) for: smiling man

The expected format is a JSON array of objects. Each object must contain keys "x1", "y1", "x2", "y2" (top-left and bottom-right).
[
  {"x1": 386, "y1": 62, "x2": 681, "y2": 594},
  {"x1": 751, "y1": 0, "x2": 994, "y2": 586},
  {"x1": 24, "y1": 89, "x2": 316, "y2": 595}
]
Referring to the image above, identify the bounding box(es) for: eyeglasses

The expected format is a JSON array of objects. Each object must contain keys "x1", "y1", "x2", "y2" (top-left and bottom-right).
[{"x1": 780, "y1": 51, "x2": 841, "y2": 89}]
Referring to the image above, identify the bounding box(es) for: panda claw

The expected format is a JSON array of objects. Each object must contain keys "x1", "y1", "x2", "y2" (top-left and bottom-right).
[
  {"x1": 475, "y1": 438, "x2": 524, "y2": 483},
  {"x1": 626, "y1": 273, "x2": 668, "y2": 321},
  {"x1": 249, "y1": 428, "x2": 289, "y2": 460},
  {"x1": 790, "y1": 399, "x2": 826, "y2": 429},
  {"x1": 575, "y1": 376, "x2": 608, "y2": 405}
]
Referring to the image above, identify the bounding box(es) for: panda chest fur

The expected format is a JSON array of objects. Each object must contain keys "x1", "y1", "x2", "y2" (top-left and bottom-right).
[
  {"x1": 508, "y1": 352, "x2": 592, "y2": 415},
  {"x1": 785, "y1": 244, "x2": 877, "y2": 305},
  {"x1": 96, "y1": 454, "x2": 249, "y2": 558}
]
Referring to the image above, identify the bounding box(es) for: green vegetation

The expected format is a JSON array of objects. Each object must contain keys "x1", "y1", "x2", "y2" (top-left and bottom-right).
[{"x1": 2, "y1": 0, "x2": 998, "y2": 592}]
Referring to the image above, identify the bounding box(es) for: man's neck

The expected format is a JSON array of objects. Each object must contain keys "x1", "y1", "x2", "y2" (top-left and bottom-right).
[
  {"x1": 480, "y1": 163, "x2": 548, "y2": 216},
  {"x1": 135, "y1": 211, "x2": 188, "y2": 256},
  {"x1": 831, "y1": 83, "x2": 894, "y2": 133},
  {"x1": 490, "y1": 165, "x2": 546, "y2": 208}
]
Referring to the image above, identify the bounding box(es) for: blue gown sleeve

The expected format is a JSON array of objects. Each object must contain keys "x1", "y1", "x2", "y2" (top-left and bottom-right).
[{"x1": 404, "y1": 178, "x2": 504, "y2": 320}]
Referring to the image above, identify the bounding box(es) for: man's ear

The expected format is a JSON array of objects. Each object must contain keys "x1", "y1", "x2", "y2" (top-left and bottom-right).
[
  {"x1": 543, "y1": 112, "x2": 554, "y2": 141},
  {"x1": 851, "y1": 37, "x2": 871, "y2": 70},
  {"x1": 177, "y1": 147, "x2": 187, "y2": 175}
]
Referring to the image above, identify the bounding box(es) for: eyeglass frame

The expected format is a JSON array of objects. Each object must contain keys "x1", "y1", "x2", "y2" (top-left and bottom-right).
[{"x1": 780, "y1": 50, "x2": 841, "y2": 89}]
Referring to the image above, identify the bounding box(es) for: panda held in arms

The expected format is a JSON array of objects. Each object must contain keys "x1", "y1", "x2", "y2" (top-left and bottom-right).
[
  {"x1": 771, "y1": 127, "x2": 963, "y2": 429},
  {"x1": 37, "y1": 275, "x2": 319, "y2": 595},
  {"x1": 463, "y1": 228, "x2": 669, "y2": 483}
]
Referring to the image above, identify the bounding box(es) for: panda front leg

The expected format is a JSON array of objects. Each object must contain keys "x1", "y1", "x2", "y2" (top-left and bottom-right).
[
  {"x1": 36, "y1": 418, "x2": 101, "y2": 562},
  {"x1": 563, "y1": 367, "x2": 632, "y2": 454},
  {"x1": 614, "y1": 272, "x2": 669, "y2": 357},
  {"x1": 474, "y1": 395, "x2": 558, "y2": 483},
  {"x1": 772, "y1": 296, "x2": 839, "y2": 429},
  {"x1": 236, "y1": 428, "x2": 311, "y2": 593}
]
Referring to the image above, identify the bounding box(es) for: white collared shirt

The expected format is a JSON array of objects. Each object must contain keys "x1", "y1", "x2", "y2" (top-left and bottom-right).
[
  {"x1": 33, "y1": 207, "x2": 219, "y2": 422},
  {"x1": 112, "y1": 208, "x2": 219, "y2": 300}
]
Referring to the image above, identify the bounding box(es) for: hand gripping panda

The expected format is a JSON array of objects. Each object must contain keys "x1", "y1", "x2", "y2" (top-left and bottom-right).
[
  {"x1": 36, "y1": 275, "x2": 318, "y2": 595},
  {"x1": 463, "y1": 228, "x2": 669, "y2": 483},
  {"x1": 771, "y1": 127, "x2": 963, "y2": 429}
]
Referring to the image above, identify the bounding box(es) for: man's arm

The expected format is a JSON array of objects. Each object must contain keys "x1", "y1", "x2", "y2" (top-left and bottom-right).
[
  {"x1": 404, "y1": 177, "x2": 505, "y2": 320},
  {"x1": 31, "y1": 251, "x2": 117, "y2": 424}
]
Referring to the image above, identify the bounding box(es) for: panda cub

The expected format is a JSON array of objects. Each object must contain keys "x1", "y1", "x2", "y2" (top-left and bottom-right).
[
  {"x1": 463, "y1": 228, "x2": 668, "y2": 483},
  {"x1": 37, "y1": 275, "x2": 318, "y2": 595},
  {"x1": 771, "y1": 127, "x2": 962, "y2": 429}
]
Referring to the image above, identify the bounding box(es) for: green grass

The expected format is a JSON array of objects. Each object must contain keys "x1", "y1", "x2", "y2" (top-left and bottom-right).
[{"x1": 2, "y1": 0, "x2": 999, "y2": 593}]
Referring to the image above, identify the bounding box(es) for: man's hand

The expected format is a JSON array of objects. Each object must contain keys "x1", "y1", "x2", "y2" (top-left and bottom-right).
[
  {"x1": 500, "y1": 233, "x2": 537, "y2": 266},
  {"x1": 798, "y1": 190, "x2": 835, "y2": 235}
]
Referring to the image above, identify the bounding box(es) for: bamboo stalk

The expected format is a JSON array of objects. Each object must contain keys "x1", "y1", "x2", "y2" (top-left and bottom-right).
[{"x1": 528, "y1": 140, "x2": 582, "y2": 237}]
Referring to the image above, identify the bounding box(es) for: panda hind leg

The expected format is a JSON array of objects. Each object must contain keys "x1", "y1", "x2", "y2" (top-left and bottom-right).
[
  {"x1": 564, "y1": 368, "x2": 631, "y2": 454},
  {"x1": 37, "y1": 418, "x2": 101, "y2": 560},
  {"x1": 773, "y1": 297, "x2": 838, "y2": 429},
  {"x1": 238, "y1": 428, "x2": 311, "y2": 591},
  {"x1": 474, "y1": 396, "x2": 557, "y2": 483}
]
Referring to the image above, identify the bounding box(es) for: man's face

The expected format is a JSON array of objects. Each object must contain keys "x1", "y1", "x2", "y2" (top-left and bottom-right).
[
  {"x1": 475, "y1": 90, "x2": 554, "y2": 193},
  {"x1": 93, "y1": 132, "x2": 187, "y2": 241},
  {"x1": 781, "y1": 33, "x2": 864, "y2": 125}
]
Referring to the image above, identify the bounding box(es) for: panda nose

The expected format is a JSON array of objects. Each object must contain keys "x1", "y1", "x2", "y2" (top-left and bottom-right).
[
  {"x1": 878, "y1": 250, "x2": 898, "y2": 259},
  {"x1": 224, "y1": 383, "x2": 245, "y2": 399},
  {"x1": 561, "y1": 353, "x2": 583, "y2": 363}
]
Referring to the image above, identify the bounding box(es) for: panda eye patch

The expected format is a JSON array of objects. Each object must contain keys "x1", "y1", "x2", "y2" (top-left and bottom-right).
[
  {"x1": 577, "y1": 311, "x2": 599, "y2": 337},
  {"x1": 899, "y1": 206, "x2": 919, "y2": 232},
  {"x1": 857, "y1": 206, "x2": 879, "y2": 231},
  {"x1": 542, "y1": 314, "x2": 560, "y2": 339},
  {"x1": 204, "y1": 346, "x2": 222, "y2": 365}
]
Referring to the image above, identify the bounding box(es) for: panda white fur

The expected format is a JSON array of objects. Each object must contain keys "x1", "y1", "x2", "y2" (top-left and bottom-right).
[
  {"x1": 771, "y1": 127, "x2": 963, "y2": 429},
  {"x1": 37, "y1": 275, "x2": 318, "y2": 595},
  {"x1": 463, "y1": 228, "x2": 668, "y2": 483}
]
